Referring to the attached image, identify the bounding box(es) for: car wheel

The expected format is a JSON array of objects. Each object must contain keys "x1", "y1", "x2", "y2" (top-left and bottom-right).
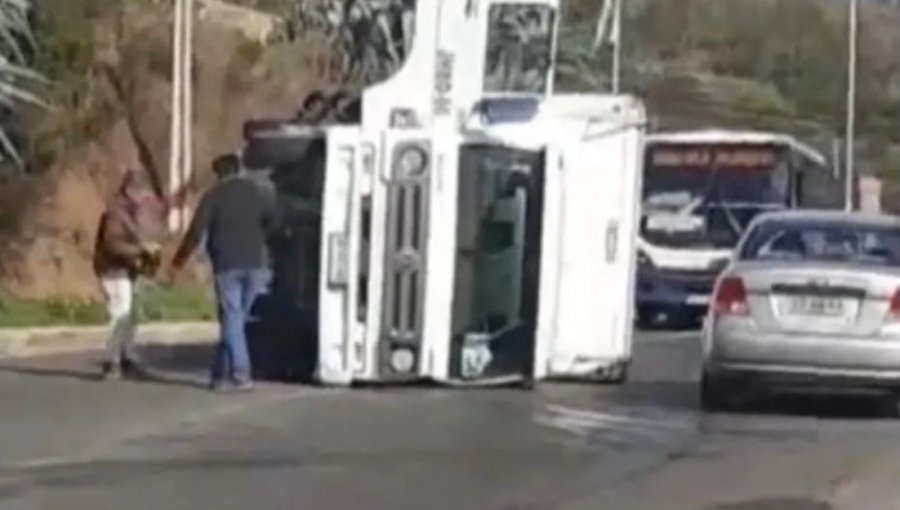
[{"x1": 700, "y1": 371, "x2": 733, "y2": 412}]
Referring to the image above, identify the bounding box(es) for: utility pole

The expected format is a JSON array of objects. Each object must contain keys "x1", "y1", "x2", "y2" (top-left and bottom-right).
[
  {"x1": 168, "y1": 0, "x2": 183, "y2": 233},
  {"x1": 593, "y1": 0, "x2": 622, "y2": 93},
  {"x1": 182, "y1": 0, "x2": 194, "y2": 230},
  {"x1": 844, "y1": 0, "x2": 858, "y2": 212},
  {"x1": 168, "y1": 0, "x2": 193, "y2": 233},
  {"x1": 611, "y1": 0, "x2": 622, "y2": 93}
]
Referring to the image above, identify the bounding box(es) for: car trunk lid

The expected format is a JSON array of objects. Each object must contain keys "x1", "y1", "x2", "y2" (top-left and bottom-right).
[{"x1": 737, "y1": 263, "x2": 900, "y2": 337}]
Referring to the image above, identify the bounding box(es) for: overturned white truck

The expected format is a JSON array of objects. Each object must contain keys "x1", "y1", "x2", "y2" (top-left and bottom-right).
[{"x1": 241, "y1": 0, "x2": 645, "y2": 386}]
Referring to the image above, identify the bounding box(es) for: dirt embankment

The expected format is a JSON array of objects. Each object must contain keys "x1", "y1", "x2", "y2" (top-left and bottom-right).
[{"x1": 1, "y1": 1, "x2": 338, "y2": 299}]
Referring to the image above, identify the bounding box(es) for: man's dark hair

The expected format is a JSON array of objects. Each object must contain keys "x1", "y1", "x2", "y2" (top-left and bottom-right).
[{"x1": 213, "y1": 154, "x2": 240, "y2": 179}]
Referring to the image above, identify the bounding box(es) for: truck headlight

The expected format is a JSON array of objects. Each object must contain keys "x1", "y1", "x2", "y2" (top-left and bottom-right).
[
  {"x1": 390, "y1": 347, "x2": 416, "y2": 374},
  {"x1": 396, "y1": 145, "x2": 428, "y2": 178}
]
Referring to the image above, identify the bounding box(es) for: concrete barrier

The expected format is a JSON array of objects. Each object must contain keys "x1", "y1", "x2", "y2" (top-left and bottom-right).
[{"x1": 0, "y1": 322, "x2": 218, "y2": 359}]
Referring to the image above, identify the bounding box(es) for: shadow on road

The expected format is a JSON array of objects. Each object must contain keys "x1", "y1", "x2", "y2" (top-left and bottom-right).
[
  {"x1": 0, "y1": 365, "x2": 102, "y2": 383},
  {"x1": 709, "y1": 497, "x2": 832, "y2": 510},
  {"x1": 730, "y1": 391, "x2": 899, "y2": 420},
  {"x1": 603, "y1": 378, "x2": 897, "y2": 420},
  {"x1": 0, "y1": 344, "x2": 216, "y2": 390},
  {"x1": 0, "y1": 332, "x2": 318, "y2": 390}
]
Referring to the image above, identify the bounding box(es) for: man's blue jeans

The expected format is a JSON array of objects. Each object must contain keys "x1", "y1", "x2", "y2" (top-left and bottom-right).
[{"x1": 212, "y1": 268, "x2": 269, "y2": 384}]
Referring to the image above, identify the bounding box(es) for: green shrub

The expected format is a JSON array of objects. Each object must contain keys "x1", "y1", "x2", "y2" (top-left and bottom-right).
[{"x1": 0, "y1": 282, "x2": 215, "y2": 328}]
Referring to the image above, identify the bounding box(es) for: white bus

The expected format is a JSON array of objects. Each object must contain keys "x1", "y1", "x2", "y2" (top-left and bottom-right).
[
  {"x1": 636, "y1": 129, "x2": 841, "y2": 328},
  {"x1": 241, "y1": 0, "x2": 646, "y2": 386}
]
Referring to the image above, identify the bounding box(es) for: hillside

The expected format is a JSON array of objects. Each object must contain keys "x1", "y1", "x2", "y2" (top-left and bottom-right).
[
  {"x1": 1, "y1": 0, "x2": 337, "y2": 298},
  {"x1": 2, "y1": 0, "x2": 900, "y2": 301},
  {"x1": 560, "y1": 0, "x2": 900, "y2": 177}
]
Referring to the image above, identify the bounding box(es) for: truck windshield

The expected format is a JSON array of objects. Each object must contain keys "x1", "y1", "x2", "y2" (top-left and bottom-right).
[
  {"x1": 483, "y1": 3, "x2": 555, "y2": 94},
  {"x1": 641, "y1": 143, "x2": 790, "y2": 250},
  {"x1": 740, "y1": 220, "x2": 900, "y2": 267}
]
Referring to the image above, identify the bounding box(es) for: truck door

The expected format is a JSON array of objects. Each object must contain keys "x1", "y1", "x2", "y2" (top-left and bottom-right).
[{"x1": 535, "y1": 106, "x2": 644, "y2": 381}]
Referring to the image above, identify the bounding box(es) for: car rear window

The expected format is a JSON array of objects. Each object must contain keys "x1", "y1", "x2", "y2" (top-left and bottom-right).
[{"x1": 739, "y1": 219, "x2": 900, "y2": 266}]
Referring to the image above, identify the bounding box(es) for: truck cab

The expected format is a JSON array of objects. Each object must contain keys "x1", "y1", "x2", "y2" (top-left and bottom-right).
[{"x1": 242, "y1": 0, "x2": 646, "y2": 386}]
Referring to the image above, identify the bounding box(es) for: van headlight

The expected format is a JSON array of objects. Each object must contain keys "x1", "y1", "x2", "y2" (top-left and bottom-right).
[{"x1": 637, "y1": 250, "x2": 653, "y2": 268}]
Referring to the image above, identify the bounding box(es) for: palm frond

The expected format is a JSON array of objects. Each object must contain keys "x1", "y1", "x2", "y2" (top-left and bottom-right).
[{"x1": 0, "y1": 0, "x2": 43, "y2": 171}]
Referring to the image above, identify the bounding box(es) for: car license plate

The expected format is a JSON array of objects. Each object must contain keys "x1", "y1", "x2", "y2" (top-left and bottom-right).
[
  {"x1": 686, "y1": 294, "x2": 709, "y2": 306},
  {"x1": 786, "y1": 296, "x2": 845, "y2": 317}
]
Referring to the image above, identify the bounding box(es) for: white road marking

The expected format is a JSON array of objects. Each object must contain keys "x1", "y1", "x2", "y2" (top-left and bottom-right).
[{"x1": 535, "y1": 404, "x2": 698, "y2": 447}]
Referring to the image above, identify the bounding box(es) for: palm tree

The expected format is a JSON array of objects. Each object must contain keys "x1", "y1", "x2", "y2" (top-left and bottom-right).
[
  {"x1": 0, "y1": 0, "x2": 46, "y2": 170},
  {"x1": 294, "y1": 0, "x2": 414, "y2": 84}
]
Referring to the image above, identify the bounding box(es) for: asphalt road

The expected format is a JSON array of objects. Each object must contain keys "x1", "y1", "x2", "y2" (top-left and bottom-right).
[{"x1": 0, "y1": 330, "x2": 897, "y2": 510}]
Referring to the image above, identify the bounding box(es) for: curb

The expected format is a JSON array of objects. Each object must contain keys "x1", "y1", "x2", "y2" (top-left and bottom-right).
[{"x1": 0, "y1": 322, "x2": 218, "y2": 359}]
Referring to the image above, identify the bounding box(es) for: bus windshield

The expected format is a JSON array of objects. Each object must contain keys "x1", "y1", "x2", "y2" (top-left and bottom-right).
[{"x1": 641, "y1": 143, "x2": 791, "y2": 249}]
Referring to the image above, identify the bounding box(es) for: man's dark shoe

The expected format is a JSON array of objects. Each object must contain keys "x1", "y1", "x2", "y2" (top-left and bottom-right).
[
  {"x1": 101, "y1": 363, "x2": 122, "y2": 381},
  {"x1": 122, "y1": 360, "x2": 154, "y2": 381}
]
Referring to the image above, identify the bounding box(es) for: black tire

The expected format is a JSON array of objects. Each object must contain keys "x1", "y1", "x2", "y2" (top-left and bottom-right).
[
  {"x1": 636, "y1": 305, "x2": 661, "y2": 330},
  {"x1": 700, "y1": 371, "x2": 733, "y2": 412}
]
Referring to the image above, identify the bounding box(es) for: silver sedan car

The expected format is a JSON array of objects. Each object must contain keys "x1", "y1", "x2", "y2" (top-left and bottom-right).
[{"x1": 701, "y1": 210, "x2": 900, "y2": 412}]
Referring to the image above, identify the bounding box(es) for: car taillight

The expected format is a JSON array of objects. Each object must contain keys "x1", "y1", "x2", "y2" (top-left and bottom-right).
[
  {"x1": 888, "y1": 289, "x2": 900, "y2": 320},
  {"x1": 713, "y1": 277, "x2": 749, "y2": 316}
]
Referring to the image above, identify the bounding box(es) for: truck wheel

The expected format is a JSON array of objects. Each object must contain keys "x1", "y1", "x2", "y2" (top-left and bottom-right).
[{"x1": 700, "y1": 372, "x2": 733, "y2": 412}]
